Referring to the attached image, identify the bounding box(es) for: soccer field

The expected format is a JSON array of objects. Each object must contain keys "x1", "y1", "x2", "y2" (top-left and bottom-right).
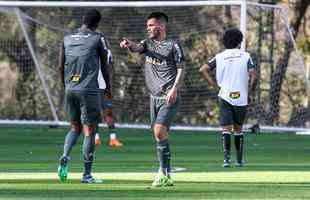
[{"x1": 0, "y1": 127, "x2": 310, "y2": 200}]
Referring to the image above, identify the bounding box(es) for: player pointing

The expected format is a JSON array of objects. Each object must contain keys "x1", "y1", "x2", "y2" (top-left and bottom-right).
[{"x1": 120, "y1": 12, "x2": 185, "y2": 187}]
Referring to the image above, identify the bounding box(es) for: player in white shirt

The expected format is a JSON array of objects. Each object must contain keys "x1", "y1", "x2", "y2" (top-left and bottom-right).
[{"x1": 200, "y1": 28, "x2": 256, "y2": 167}]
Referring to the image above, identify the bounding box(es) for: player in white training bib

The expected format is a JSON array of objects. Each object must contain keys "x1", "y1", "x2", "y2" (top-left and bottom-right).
[{"x1": 200, "y1": 28, "x2": 256, "y2": 168}]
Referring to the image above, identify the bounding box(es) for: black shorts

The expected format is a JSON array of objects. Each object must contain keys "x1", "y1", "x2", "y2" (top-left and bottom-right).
[
  {"x1": 219, "y1": 98, "x2": 247, "y2": 126},
  {"x1": 65, "y1": 90, "x2": 101, "y2": 125}
]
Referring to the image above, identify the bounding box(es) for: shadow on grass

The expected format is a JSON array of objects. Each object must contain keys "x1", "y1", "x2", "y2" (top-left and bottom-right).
[
  {"x1": 1, "y1": 179, "x2": 310, "y2": 200},
  {"x1": 1, "y1": 178, "x2": 310, "y2": 185}
]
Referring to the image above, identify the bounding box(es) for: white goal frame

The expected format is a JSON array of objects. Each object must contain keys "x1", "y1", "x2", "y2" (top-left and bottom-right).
[{"x1": 0, "y1": 1, "x2": 308, "y2": 133}]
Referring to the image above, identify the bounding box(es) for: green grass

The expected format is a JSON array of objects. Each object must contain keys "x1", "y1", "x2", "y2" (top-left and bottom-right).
[{"x1": 0, "y1": 127, "x2": 310, "y2": 199}]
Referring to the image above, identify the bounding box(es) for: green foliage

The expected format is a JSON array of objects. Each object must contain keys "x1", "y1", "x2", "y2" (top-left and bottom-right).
[
  {"x1": 298, "y1": 37, "x2": 310, "y2": 53},
  {"x1": 12, "y1": 72, "x2": 53, "y2": 120},
  {"x1": 0, "y1": 13, "x2": 21, "y2": 40},
  {"x1": 0, "y1": 4, "x2": 308, "y2": 126}
]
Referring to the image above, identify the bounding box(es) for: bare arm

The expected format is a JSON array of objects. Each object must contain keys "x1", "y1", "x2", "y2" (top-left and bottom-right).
[
  {"x1": 248, "y1": 68, "x2": 257, "y2": 104},
  {"x1": 199, "y1": 64, "x2": 216, "y2": 87},
  {"x1": 249, "y1": 68, "x2": 257, "y2": 87},
  {"x1": 120, "y1": 37, "x2": 144, "y2": 53},
  {"x1": 173, "y1": 64, "x2": 185, "y2": 89},
  {"x1": 58, "y1": 42, "x2": 65, "y2": 88},
  {"x1": 105, "y1": 63, "x2": 113, "y2": 98},
  {"x1": 247, "y1": 57, "x2": 257, "y2": 88},
  {"x1": 166, "y1": 64, "x2": 185, "y2": 104}
]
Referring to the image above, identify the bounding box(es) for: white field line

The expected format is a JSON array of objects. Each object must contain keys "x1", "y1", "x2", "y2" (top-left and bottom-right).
[{"x1": 1, "y1": 172, "x2": 310, "y2": 183}]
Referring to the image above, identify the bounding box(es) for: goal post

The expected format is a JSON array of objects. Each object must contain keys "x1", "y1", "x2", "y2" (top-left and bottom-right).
[
  {"x1": 15, "y1": 8, "x2": 59, "y2": 123},
  {"x1": 0, "y1": 1, "x2": 308, "y2": 133}
]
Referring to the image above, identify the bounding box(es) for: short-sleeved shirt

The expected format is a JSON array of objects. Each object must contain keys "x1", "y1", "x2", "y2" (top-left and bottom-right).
[
  {"x1": 208, "y1": 48, "x2": 255, "y2": 106},
  {"x1": 139, "y1": 39, "x2": 184, "y2": 97},
  {"x1": 63, "y1": 28, "x2": 110, "y2": 93}
]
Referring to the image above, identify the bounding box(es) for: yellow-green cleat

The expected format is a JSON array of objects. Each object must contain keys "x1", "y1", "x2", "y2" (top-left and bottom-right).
[
  {"x1": 58, "y1": 157, "x2": 69, "y2": 182},
  {"x1": 151, "y1": 173, "x2": 174, "y2": 187}
]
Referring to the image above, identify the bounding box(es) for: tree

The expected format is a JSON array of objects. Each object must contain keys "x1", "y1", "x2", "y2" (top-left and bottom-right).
[{"x1": 267, "y1": 0, "x2": 309, "y2": 124}]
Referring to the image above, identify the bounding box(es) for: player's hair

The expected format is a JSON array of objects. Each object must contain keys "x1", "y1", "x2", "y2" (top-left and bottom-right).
[
  {"x1": 222, "y1": 28, "x2": 243, "y2": 49},
  {"x1": 83, "y1": 9, "x2": 101, "y2": 29},
  {"x1": 147, "y1": 12, "x2": 169, "y2": 23}
]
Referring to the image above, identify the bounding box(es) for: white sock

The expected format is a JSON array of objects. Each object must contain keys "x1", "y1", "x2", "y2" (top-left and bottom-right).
[{"x1": 110, "y1": 133, "x2": 116, "y2": 140}]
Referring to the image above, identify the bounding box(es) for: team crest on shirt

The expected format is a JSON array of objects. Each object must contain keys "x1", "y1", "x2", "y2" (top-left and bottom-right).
[
  {"x1": 71, "y1": 75, "x2": 81, "y2": 82},
  {"x1": 229, "y1": 91, "x2": 240, "y2": 99}
]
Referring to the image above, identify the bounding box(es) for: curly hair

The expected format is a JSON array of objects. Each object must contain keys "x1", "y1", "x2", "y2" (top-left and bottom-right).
[{"x1": 222, "y1": 28, "x2": 243, "y2": 49}]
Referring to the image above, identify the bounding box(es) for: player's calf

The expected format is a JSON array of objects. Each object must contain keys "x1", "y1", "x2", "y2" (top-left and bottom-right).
[
  {"x1": 222, "y1": 130, "x2": 232, "y2": 167},
  {"x1": 234, "y1": 132, "x2": 244, "y2": 166}
]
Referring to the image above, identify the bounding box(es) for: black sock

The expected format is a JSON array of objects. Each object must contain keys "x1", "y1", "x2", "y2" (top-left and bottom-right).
[
  {"x1": 156, "y1": 139, "x2": 171, "y2": 176},
  {"x1": 83, "y1": 134, "x2": 95, "y2": 176},
  {"x1": 108, "y1": 124, "x2": 116, "y2": 134},
  {"x1": 222, "y1": 132, "x2": 231, "y2": 162},
  {"x1": 95, "y1": 124, "x2": 99, "y2": 134},
  {"x1": 234, "y1": 133, "x2": 244, "y2": 163},
  {"x1": 63, "y1": 130, "x2": 79, "y2": 158}
]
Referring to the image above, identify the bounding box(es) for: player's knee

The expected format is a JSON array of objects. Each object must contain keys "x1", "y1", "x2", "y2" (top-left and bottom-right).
[
  {"x1": 233, "y1": 125, "x2": 242, "y2": 133},
  {"x1": 153, "y1": 124, "x2": 168, "y2": 141},
  {"x1": 104, "y1": 109, "x2": 114, "y2": 124},
  {"x1": 83, "y1": 124, "x2": 96, "y2": 136},
  {"x1": 105, "y1": 116, "x2": 114, "y2": 125},
  {"x1": 70, "y1": 122, "x2": 82, "y2": 133},
  {"x1": 234, "y1": 131, "x2": 243, "y2": 136},
  {"x1": 104, "y1": 108, "x2": 113, "y2": 117},
  {"x1": 222, "y1": 125, "x2": 233, "y2": 133}
]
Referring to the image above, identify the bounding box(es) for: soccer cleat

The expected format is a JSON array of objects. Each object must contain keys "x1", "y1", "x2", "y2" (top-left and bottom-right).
[
  {"x1": 222, "y1": 160, "x2": 231, "y2": 168},
  {"x1": 109, "y1": 138, "x2": 123, "y2": 147},
  {"x1": 235, "y1": 161, "x2": 244, "y2": 167},
  {"x1": 58, "y1": 156, "x2": 69, "y2": 182},
  {"x1": 81, "y1": 174, "x2": 103, "y2": 184},
  {"x1": 151, "y1": 173, "x2": 174, "y2": 187},
  {"x1": 95, "y1": 133, "x2": 101, "y2": 146}
]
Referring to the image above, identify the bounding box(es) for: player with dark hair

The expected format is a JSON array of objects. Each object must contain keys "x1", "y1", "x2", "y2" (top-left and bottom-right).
[
  {"x1": 199, "y1": 28, "x2": 256, "y2": 167},
  {"x1": 58, "y1": 9, "x2": 111, "y2": 183},
  {"x1": 120, "y1": 12, "x2": 185, "y2": 187},
  {"x1": 222, "y1": 28, "x2": 244, "y2": 49}
]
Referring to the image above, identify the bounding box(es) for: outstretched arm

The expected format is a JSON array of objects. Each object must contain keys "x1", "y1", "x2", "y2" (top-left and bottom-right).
[{"x1": 120, "y1": 37, "x2": 145, "y2": 53}]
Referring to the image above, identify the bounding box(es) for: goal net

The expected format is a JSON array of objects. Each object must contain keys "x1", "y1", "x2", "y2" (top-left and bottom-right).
[{"x1": 0, "y1": 1, "x2": 308, "y2": 131}]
